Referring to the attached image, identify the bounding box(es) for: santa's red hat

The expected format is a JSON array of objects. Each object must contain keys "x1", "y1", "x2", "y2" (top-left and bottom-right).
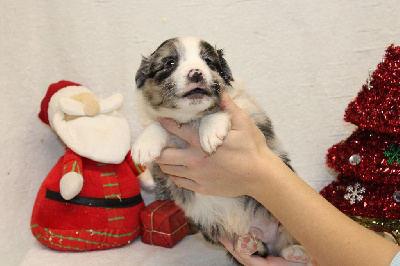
[{"x1": 38, "y1": 80, "x2": 90, "y2": 128}]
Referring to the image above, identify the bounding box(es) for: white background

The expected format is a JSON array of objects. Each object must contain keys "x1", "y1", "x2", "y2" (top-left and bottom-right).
[{"x1": 1, "y1": 1, "x2": 400, "y2": 265}]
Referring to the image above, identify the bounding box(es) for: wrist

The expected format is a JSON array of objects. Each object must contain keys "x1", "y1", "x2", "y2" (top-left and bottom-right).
[
  {"x1": 245, "y1": 146, "x2": 276, "y2": 198},
  {"x1": 247, "y1": 147, "x2": 295, "y2": 203}
]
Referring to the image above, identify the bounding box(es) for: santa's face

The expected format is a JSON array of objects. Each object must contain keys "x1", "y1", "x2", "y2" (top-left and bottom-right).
[{"x1": 53, "y1": 92, "x2": 130, "y2": 164}]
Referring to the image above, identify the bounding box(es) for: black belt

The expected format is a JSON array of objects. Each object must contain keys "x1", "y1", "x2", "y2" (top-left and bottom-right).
[{"x1": 46, "y1": 189, "x2": 143, "y2": 208}]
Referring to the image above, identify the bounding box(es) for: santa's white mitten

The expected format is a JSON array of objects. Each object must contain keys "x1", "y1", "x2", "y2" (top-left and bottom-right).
[
  {"x1": 137, "y1": 170, "x2": 155, "y2": 191},
  {"x1": 60, "y1": 172, "x2": 84, "y2": 200}
]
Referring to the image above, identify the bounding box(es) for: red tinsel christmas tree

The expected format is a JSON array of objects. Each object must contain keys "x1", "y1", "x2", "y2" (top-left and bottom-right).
[{"x1": 320, "y1": 45, "x2": 400, "y2": 244}]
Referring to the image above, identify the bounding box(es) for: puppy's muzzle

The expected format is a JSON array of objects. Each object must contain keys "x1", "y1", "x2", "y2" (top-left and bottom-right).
[{"x1": 188, "y1": 69, "x2": 203, "y2": 83}]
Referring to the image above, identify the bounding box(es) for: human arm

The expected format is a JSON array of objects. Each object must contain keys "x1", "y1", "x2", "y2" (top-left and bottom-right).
[{"x1": 155, "y1": 92, "x2": 400, "y2": 266}]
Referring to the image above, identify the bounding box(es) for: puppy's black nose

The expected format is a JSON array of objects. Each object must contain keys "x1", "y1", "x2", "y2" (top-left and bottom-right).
[{"x1": 188, "y1": 69, "x2": 203, "y2": 83}]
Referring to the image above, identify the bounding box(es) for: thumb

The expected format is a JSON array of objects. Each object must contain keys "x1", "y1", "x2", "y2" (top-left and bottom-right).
[
  {"x1": 220, "y1": 91, "x2": 240, "y2": 114},
  {"x1": 158, "y1": 118, "x2": 200, "y2": 146},
  {"x1": 220, "y1": 91, "x2": 251, "y2": 129}
]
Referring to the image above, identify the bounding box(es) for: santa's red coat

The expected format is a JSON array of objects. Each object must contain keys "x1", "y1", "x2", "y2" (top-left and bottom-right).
[{"x1": 31, "y1": 148, "x2": 145, "y2": 251}]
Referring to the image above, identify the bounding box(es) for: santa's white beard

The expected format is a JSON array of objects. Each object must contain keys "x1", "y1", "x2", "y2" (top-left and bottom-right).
[{"x1": 53, "y1": 112, "x2": 131, "y2": 164}]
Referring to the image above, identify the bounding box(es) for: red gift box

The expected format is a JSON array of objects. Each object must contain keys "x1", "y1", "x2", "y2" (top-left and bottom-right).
[{"x1": 140, "y1": 200, "x2": 189, "y2": 248}]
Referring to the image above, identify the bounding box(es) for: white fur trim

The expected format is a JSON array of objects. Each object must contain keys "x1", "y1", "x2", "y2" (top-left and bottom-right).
[
  {"x1": 53, "y1": 112, "x2": 131, "y2": 163},
  {"x1": 137, "y1": 170, "x2": 155, "y2": 191},
  {"x1": 99, "y1": 93, "x2": 123, "y2": 114},
  {"x1": 47, "y1": 85, "x2": 90, "y2": 129},
  {"x1": 58, "y1": 93, "x2": 123, "y2": 116},
  {"x1": 59, "y1": 97, "x2": 86, "y2": 116}
]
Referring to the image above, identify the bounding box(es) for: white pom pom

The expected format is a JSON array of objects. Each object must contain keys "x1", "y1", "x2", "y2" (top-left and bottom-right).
[
  {"x1": 60, "y1": 172, "x2": 84, "y2": 200},
  {"x1": 99, "y1": 93, "x2": 124, "y2": 114},
  {"x1": 137, "y1": 170, "x2": 155, "y2": 191}
]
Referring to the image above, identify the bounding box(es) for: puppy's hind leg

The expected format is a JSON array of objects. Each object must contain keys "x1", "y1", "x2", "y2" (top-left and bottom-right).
[
  {"x1": 234, "y1": 234, "x2": 266, "y2": 256},
  {"x1": 281, "y1": 245, "x2": 310, "y2": 264}
]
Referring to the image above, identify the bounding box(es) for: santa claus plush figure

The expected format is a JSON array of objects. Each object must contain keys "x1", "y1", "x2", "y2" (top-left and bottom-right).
[{"x1": 31, "y1": 80, "x2": 154, "y2": 251}]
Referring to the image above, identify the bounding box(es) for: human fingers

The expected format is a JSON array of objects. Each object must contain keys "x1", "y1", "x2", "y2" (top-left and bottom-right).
[
  {"x1": 220, "y1": 237, "x2": 272, "y2": 266},
  {"x1": 160, "y1": 166, "x2": 211, "y2": 194},
  {"x1": 155, "y1": 148, "x2": 191, "y2": 180},
  {"x1": 220, "y1": 92, "x2": 253, "y2": 130},
  {"x1": 158, "y1": 118, "x2": 200, "y2": 146},
  {"x1": 158, "y1": 162, "x2": 187, "y2": 177},
  {"x1": 156, "y1": 147, "x2": 187, "y2": 166},
  {"x1": 219, "y1": 237, "x2": 246, "y2": 265},
  {"x1": 220, "y1": 91, "x2": 235, "y2": 110},
  {"x1": 169, "y1": 175, "x2": 198, "y2": 191},
  {"x1": 264, "y1": 256, "x2": 311, "y2": 266},
  {"x1": 220, "y1": 237, "x2": 311, "y2": 266},
  {"x1": 238, "y1": 253, "x2": 310, "y2": 266}
]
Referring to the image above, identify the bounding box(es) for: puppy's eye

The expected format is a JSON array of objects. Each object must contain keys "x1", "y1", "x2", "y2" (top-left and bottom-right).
[{"x1": 164, "y1": 58, "x2": 176, "y2": 68}]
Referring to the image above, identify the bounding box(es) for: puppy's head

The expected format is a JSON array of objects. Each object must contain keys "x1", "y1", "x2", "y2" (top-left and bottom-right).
[{"x1": 136, "y1": 37, "x2": 234, "y2": 122}]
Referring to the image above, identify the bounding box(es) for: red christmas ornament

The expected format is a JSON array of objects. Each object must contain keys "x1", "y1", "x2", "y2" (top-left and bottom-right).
[{"x1": 321, "y1": 45, "x2": 400, "y2": 244}]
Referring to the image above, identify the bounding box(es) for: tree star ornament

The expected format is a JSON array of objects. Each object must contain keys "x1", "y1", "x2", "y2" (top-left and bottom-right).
[{"x1": 321, "y1": 45, "x2": 400, "y2": 245}]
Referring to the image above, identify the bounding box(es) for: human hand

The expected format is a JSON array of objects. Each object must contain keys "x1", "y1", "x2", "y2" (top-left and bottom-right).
[
  {"x1": 155, "y1": 91, "x2": 277, "y2": 197},
  {"x1": 219, "y1": 237, "x2": 316, "y2": 266}
]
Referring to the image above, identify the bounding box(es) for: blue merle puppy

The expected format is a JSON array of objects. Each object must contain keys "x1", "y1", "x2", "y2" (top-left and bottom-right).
[{"x1": 132, "y1": 36, "x2": 309, "y2": 264}]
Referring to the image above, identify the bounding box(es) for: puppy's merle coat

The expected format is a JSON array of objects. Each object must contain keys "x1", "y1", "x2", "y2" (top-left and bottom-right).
[{"x1": 133, "y1": 37, "x2": 309, "y2": 263}]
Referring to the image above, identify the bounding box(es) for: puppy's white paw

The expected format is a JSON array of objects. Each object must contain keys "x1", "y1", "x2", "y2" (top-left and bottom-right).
[
  {"x1": 281, "y1": 245, "x2": 309, "y2": 264},
  {"x1": 132, "y1": 122, "x2": 168, "y2": 165},
  {"x1": 132, "y1": 136, "x2": 165, "y2": 165},
  {"x1": 199, "y1": 112, "x2": 231, "y2": 154}
]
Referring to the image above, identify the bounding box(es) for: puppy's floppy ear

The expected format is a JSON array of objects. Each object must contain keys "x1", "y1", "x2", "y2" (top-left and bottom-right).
[
  {"x1": 217, "y1": 49, "x2": 234, "y2": 84},
  {"x1": 135, "y1": 56, "x2": 150, "y2": 89}
]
